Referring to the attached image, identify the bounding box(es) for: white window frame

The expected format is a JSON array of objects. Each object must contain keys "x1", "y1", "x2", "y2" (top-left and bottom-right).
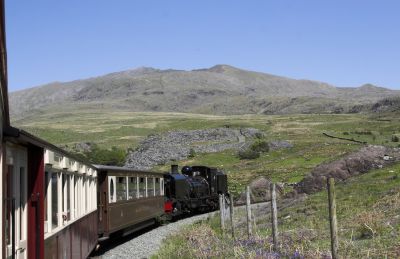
[
  {"x1": 136, "y1": 176, "x2": 140, "y2": 198},
  {"x1": 145, "y1": 177, "x2": 148, "y2": 197},
  {"x1": 44, "y1": 169, "x2": 51, "y2": 234},
  {"x1": 70, "y1": 174, "x2": 75, "y2": 220},
  {"x1": 153, "y1": 177, "x2": 156, "y2": 196}
]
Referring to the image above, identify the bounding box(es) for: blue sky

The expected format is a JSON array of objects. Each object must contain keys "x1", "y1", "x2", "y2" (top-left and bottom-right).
[{"x1": 5, "y1": 0, "x2": 400, "y2": 91}]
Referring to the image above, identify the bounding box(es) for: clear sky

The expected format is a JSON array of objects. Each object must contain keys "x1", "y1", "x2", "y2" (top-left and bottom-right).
[{"x1": 5, "y1": 0, "x2": 400, "y2": 91}]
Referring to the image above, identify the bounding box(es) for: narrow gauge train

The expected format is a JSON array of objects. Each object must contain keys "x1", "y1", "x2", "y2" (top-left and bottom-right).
[
  {"x1": 0, "y1": 2, "x2": 228, "y2": 257},
  {"x1": 1, "y1": 140, "x2": 227, "y2": 259}
]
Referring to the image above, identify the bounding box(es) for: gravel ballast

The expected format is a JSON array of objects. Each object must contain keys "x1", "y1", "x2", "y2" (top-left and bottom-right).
[
  {"x1": 96, "y1": 202, "x2": 270, "y2": 258},
  {"x1": 98, "y1": 212, "x2": 216, "y2": 259}
]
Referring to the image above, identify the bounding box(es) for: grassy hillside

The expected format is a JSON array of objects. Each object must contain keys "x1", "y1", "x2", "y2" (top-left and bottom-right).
[
  {"x1": 155, "y1": 163, "x2": 400, "y2": 258},
  {"x1": 13, "y1": 111, "x2": 400, "y2": 196},
  {"x1": 13, "y1": 111, "x2": 400, "y2": 257}
]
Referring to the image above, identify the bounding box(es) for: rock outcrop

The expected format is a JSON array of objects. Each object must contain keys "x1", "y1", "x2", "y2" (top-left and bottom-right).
[
  {"x1": 295, "y1": 145, "x2": 400, "y2": 194},
  {"x1": 124, "y1": 128, "x2": 263, "y2": 170}
]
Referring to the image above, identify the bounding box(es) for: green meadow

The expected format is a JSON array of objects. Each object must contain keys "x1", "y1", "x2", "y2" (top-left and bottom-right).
[
  {"x1": 14, "y1": 111, "x2": 400, "y2": 195},
  {"x1": 13, "y1": 111, "x2": 400, "y2": 257}
]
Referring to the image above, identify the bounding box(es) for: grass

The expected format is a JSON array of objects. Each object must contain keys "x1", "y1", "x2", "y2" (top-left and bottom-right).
[
  {"x1": 276, "y1": 164, "x2": 400, "y2": 257},
  {"x1": 12, "y1": 111, "x2": 400, "y2": 257},
  {"x1": 14, "y1": 111, "x2": 400, "y2": 195},
  {"x1": 154, "y1": 164, "x2": 400, "y2": 258}
]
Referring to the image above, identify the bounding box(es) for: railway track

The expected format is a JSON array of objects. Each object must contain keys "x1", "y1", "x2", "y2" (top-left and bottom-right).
[
  {"x1": 89, "y1": 211, "x2": 218, "y2": 258},
  {"x1": 89, "y1": 202, "x2": 272, "y2": 259}
]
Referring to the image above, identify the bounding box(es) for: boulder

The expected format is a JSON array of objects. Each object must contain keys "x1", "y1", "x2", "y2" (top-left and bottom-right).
[{"x1": 236, "y1": 177, "x2": 283, "y2": 204}]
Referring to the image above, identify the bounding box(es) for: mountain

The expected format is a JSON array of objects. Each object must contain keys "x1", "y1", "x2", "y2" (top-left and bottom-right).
[{"x1": 9, "y1": 65, "x2": 400, "y2": 119}]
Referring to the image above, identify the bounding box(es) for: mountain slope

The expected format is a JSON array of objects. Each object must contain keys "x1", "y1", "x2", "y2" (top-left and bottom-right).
[{"x1": 9, "y1": 65, "x2": 400, "y2": 119}]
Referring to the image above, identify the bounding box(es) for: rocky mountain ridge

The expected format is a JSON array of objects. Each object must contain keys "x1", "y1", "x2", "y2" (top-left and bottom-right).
[{"x1": 9, "y1": 65, "x2": 400, "y2": 119}]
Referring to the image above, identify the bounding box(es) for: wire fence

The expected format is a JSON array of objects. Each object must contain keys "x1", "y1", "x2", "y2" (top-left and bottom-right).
[{"x1": 218, "y1": 176, "x2": 399, "y2": 258}]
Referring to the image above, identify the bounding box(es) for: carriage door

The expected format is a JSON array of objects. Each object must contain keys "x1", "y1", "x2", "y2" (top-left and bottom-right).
[
  {"x1": 97, "y1": 172, "x2": 108, "y2": 234},
  {"x1": 6, "y1": 146, "x2": 28, "y2": 259}
]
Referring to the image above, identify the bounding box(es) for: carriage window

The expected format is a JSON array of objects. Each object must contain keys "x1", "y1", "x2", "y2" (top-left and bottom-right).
[
  {"x1": 160, "y1": 178, "x2": 164, "y2": 196},
  {"x1": 139, "y1": 177, "x2": 146, "y2": 198},
  {"x1": 62, "y1": 174, "x2": 65, "y2": 220},
  {"x1": 116, "y1": 177, "x2": 127, "y2": 201},
  {"x1": 70, "y1": 175, "x2": 75, "y2": 220},
  {"x1": 62, "y1": 173, "x2": 71, "y2": 223},
  {"x1": 51, "y1": 173, "x2": 58, "y2": 229},
  {"x1": 84, "y1": 176, "x2": 88, "y2": 211},
  {"x1": 54, "y1": 153, "x2": 62, "y2": 163},
  {"x1": 147, "y1": 177, "x2": 154, "y2": 197},
  {"x1": 128, "y1": 177, "x2": 137, "y2": 199},
  {"x1": 67, "y1": 175, "x2": 71, "y2": 220},
  {"x1": 74, "y1": 176, "x2": 78, "y2": 217},
  {"x1": 109, "y1": 178, "x2": 115, "y2": 202},
  {"x1": 5, "y1": 165, "x2": 12, "y2": 245},
  {"x1": 155, "y1": 178, "x2": 160, "y2": 196},
  {"x1": 19, "y1": 167, "x2": 27, "y2": 240},
  {"x1": 44, "y1": 171, "x2": 50, "y2": 233},
  {"x1": 88, "y1": 178, "x2": 92, "y2": 210}
]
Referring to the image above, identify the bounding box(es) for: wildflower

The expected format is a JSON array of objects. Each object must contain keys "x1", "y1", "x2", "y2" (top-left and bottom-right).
[{"x1": 291, "y1": 250, "x2": 304, "y2": 259}]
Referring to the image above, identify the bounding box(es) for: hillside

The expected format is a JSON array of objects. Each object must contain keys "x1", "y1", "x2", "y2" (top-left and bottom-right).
[{"x1": 9, "y1": 65, "x2": 400, "y2": 119}]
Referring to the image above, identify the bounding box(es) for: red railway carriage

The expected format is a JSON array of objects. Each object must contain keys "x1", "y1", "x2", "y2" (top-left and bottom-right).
[
  {"x1": 2, "y1": 129, "x2": 99, "y2": 259},
  {"x1": 95, "y1": 165, "x2": 164, "y2": 240}
]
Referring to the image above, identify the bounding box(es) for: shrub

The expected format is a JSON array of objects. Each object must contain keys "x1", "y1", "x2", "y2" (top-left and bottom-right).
[
  {"x1": 251, "y1": 140, "x2": 270, "y2": 153},
  {"x1": 343, "y1": 132, "x2": 349, "y2": 135},
  {"x1": 353, "y1": 130, "x2": 372, "y2": 135},
  {"x1": 238, "y1": 149, "x2": 260, "y2": 160},
  {"x1": 188, "y1": 148, "x2": 196, "y2": 158},
  {"x1": 391, "y1": 135, "x2": 399, "y2": 142},
  {"x1": 81, "y1": 145, "x2": 127, "y2": 166},
  {"x1": 254, "y1": 132, "x2": 264, "y2": 139},
  {"x1": 238, "y1": 140, "x2": 270, "y2": 160}
]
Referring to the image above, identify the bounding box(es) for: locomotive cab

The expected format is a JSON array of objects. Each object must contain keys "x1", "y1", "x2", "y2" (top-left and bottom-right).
[{"x1": 190, "y1": 166, "x2": 227, "y2": 195}]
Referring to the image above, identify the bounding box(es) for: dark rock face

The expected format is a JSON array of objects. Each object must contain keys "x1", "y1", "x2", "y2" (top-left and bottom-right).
[
  {"x1": 295, "y1": 145, "x2": 400, "y2": 194},
  {"x1": 371, "y1": 97, "x2": 400, "y2": 112},
  {"x1": 124, "y1": 128, "x2": 263, "y2": 170}
]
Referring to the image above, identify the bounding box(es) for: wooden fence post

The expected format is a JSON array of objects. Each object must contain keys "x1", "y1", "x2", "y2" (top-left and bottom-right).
[
  {"x1": 229, "y1": 195, "x2": 235, "y2": 240},
  {"x1": 223, "y1": 194, "x2": 227, "y2": 220},
  {"x1": 219, "y1": 194, "x2": 225, "y2": 234},
  {"x1": 327, "y1": 178, "x2": 339, "y2": 259},
  {"x1": 271, "y1": 183, "x2": 278, "y2": 251},
  {"x1": 246, "y1": 186, "x2": 252, "y2": 239}
]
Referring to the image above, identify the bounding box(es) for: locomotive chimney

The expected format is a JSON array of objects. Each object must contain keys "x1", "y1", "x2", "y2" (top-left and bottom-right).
[{"x1": 171, "y1": 164, "x2": 179, "y2": 174}]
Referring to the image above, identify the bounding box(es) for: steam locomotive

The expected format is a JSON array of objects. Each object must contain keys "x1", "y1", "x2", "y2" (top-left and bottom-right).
[{"x1": 164, "y1": 165, "x2": 228, "y2": 218}]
